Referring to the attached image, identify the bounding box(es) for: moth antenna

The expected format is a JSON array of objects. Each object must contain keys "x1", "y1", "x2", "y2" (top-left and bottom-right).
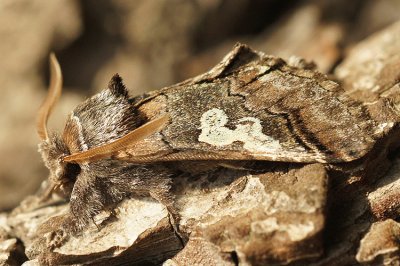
[
  {"x1": 63, "y1": 115, "x2": 170, "y2": 163},
  {"x1": 37, "y1": 53, "x2": 63, "y2": 140}
]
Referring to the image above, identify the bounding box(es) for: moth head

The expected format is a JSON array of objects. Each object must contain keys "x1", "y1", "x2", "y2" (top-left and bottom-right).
[
  {"x1": 38, "y1": 133, "x2": 80, "y2": 185},
  {"x1": 36, "y1": 54, "x2": 169, "y2": 188}
]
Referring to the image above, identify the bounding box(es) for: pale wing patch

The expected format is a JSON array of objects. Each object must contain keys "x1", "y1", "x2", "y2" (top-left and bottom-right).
[{"x1": 198, "y1": 108, "x2": 282, "y2": 153}]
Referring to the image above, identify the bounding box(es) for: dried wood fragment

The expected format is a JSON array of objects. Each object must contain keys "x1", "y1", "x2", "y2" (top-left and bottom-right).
[
  {"x1": 336, "y1": 21, "x2": 400, "y2": 102},
  {"x1": 0, "y1": 214, "x2": 27, "y2": 265},
  {"x1": 356, "y1": 219, "x2": 400, "y2": 265}
]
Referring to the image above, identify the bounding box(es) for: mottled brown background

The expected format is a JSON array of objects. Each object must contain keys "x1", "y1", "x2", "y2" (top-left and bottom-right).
[{"x1": 0, "y1": 0, "x2": 399, "y2": 211}]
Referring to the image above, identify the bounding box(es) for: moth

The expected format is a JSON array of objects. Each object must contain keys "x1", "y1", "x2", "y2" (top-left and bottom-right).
[{"x1": 37, "y1": 44, "x2": 393, "y2": 244}]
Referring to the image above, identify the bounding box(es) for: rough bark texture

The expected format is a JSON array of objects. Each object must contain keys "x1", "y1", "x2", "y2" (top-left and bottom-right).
[
  {"x1": 3, "y1": 3, "x2": 400, "y2": 265},
  {"x1": 8, "y1": 163, "x2": 329, "y2": 265}
]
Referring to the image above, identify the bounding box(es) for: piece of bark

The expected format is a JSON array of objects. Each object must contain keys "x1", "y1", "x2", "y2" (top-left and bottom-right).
[
  {"x1": 368, "y1": 156, "x2": 400, "y2": 220},
  {"x1": 305, "y1": 21, "x2": 400, "y2": 266},
  {"x1": 9, "y1": 163, "x2": 328, "y2": 265},
  {"x1": 356, "y1": 219, "x2": 400, "y2": 265},
  {"x1": 163, "y1": 239, "x2": 235, "y2": 266},
  {"x1": 0, "y1": 214, "x2": 28, "y2": 265},
  {"x1": 175, "y1": 163, "x2": 328, "y2": 265},
  {"x1": 8, "y1": 190, "x2": 182, "y2": 265},
  {"x1": 335, "y1": 21, "x2": 400, "y2": 102}
]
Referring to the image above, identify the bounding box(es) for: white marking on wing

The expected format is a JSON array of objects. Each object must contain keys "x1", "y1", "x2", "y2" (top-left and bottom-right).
[{"x1": 198, "y1": 108, "x2": 282, "y2": 153}]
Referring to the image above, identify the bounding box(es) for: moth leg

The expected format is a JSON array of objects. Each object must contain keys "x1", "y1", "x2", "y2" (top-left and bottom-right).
[
  {"x1": 65, "y1": 170, "x2": 105, "y2": 234},
  {"x1": 149, "y1": 189, "x2": 179, "y2": 225},
  {"x1": 148, "y1": 177, "x2": 185, "y2": 244},
  {"x1": 42, "y1": 186, "x2": 104, "y2": 250},
  {"x1": 38, "y1": 180, "x2": 56, "y2": 203},
  {"x1": 130, "y1": 165, "x2": 181, "y2": 231},
  {"x1": 91, "y1": 216, "x2": 101, "y2": 231}
]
